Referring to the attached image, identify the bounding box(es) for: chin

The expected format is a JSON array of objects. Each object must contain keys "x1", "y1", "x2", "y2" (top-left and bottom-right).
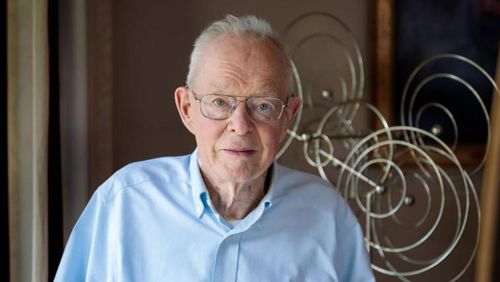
[{"x1": 219, "y1": 165, "x2": 263, "y2": 183}]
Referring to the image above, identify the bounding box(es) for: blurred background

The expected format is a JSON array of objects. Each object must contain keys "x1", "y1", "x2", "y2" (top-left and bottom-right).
[{"x1": 3, "y1": 0, "x2": 500, "y2": 281}]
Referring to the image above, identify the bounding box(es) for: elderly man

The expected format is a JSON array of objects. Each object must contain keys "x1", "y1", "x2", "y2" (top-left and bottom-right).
[{"x1": 55, "y1": 15, "x2": 374, "y2": 281}]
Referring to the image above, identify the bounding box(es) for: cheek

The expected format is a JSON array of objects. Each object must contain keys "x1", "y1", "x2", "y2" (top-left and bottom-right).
[
  {"x1": 192, "y1": 118, "x2": 224, "y2": 147},
  {"x1": 259, "y1": 127, "x2": 284, "y2": 154}
]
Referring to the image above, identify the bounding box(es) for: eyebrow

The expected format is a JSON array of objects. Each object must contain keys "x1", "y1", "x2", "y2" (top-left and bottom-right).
[
  {"x1": 206, "y1": 84, "x2": 281, "y2": 96},
  {"x1": 207, "y1": 91, "x2": 281, "y2": 99},
  {"x1": 207, "y1": 79, "x2": 282, "y2": 93}
]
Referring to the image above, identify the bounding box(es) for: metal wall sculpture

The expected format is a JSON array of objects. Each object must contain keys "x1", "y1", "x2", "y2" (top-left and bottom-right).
[{"x1": 278, "y1": 12, "x2": 499, "y2": 281}]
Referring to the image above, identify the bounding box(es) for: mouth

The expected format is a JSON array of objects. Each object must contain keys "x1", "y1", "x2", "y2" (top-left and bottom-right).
[{"x1": 222, "y1": 148, "x2": 256, "y2": 157}]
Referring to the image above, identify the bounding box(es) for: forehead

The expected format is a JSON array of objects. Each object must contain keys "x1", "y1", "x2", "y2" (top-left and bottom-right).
[{"x1": 194, "y1": 34, "x2": 289, "y2": 93}]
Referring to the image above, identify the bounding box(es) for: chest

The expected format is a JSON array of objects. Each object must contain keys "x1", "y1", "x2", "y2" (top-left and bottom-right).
[{"x1": 109, "y1": 215, "x2": 339, "y2": 282}]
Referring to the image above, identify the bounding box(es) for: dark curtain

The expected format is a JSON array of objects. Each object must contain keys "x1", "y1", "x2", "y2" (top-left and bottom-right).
[
  {"x1": 394, "y1": 0, "x2": 499, "y2": 143},
  {"x1": 48, "y1": 0, "x2": 63, "y2": 279}
]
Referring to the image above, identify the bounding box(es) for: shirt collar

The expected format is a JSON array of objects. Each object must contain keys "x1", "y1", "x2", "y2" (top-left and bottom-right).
[
  {"x1": 261, "y1": 162, "x2": 278, "y2": 209},
  {"x1": 189, "y1": 148, "x2": 210, "y2": 218}
]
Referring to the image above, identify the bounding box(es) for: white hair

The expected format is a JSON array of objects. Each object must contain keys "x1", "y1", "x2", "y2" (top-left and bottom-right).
[{"x1": 186, "y1": 14, "x2": 292, "y2": 91}]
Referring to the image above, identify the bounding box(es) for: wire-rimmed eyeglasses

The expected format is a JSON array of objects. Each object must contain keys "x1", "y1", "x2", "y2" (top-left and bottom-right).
[{"x1": 189, "y1": 88, "x2": 289, "y2": 124}]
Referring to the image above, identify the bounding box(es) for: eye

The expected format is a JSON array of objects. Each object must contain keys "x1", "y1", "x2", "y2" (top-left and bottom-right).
[
  {"x1": 257, "y1": 102, "x2": 271, "y2": 112},
  {"x1": 213, "y1": 98, "x2": 227, "y2": 107}
]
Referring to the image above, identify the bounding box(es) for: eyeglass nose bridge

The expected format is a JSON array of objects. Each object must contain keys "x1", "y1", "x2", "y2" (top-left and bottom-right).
[{"x1": 228, "y1": 97, "x2": 253, "y2": 117}]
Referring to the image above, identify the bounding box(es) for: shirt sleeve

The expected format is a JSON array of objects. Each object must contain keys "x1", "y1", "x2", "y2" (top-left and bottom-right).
[
  {"x1": 335, "y1": 220, "x2": 375, "y2": 282},
  {"x1": 54, "y1": 188, "x2": 113, "y2": 282},
  {"x1": 327, "y1": 190, "x2": 374, "y2": 282}
]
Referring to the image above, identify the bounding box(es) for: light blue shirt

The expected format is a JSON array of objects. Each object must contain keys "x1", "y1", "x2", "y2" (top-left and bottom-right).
[{"x1": 55, "y1": 149, "x2": 374, "y2": 282}]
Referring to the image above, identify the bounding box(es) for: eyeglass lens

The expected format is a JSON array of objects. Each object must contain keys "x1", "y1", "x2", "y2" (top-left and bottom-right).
[{"x1": 200, "y1": 94, "x2": 284, "y2": 122}]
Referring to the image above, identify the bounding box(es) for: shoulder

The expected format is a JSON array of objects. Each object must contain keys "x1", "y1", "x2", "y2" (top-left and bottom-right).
[
  {"x1": 274, "y1": 163, "x2": 358, "y2": 229},
  {"x1": 97, "y1": 154, "x2": 192, "y2": 201},
  {"x1": 276, "y1": 164, "x2": 329, "y2": 184},
  {"x1": 274, "y1": 164, "x2": 337, "y2": 197}
]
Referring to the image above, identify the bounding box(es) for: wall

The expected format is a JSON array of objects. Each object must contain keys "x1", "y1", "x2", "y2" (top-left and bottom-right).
[{"x1": 111, "y1": 0, "x2": 370, "y2": 169}]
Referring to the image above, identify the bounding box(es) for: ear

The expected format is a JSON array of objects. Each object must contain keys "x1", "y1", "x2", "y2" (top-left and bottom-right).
[
  {"x1": 279, "y1": 96, "x2": 302, "y2": 140},
  {"x1": 175, "y1": 86, "x2": 195, "y2": 134},
  {"x1": 283, "y1": 96, "x2": 302, "y2": 125}
]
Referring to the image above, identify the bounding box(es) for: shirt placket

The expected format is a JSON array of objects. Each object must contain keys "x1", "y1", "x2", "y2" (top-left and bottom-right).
[
  {"x1": 210, "y1": 200, "x2": 269, "y2": 282},
  {"x1": 211, "y1": 233, "x2": 242, "y2": 282}
]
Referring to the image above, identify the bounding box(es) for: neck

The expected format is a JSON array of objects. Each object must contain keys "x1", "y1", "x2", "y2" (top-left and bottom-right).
[{"x1": 201, "y1": 172, "x2": 269, "y2": 221}]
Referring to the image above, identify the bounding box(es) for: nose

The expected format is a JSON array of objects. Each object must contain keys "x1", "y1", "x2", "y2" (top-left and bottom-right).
[{"x1": 227, "y1": 101, "x2": 253, "y2": 135}]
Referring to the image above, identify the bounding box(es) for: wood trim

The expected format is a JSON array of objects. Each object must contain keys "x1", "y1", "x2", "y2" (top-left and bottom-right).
[
  {"x1": 475, "y1": 45, "x2": 500, "y2": 282},
  {"x1": 87, "y1": 0, "x2": 114, "y2": 195},
  {"x1": 372, "y1": 0, "x2": 394, "y2": 128}
]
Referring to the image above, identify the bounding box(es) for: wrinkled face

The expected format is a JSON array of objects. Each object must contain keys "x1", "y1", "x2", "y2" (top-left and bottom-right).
[{"x1": 175, "y1": 34, "x2": 301, "y2": 185}]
